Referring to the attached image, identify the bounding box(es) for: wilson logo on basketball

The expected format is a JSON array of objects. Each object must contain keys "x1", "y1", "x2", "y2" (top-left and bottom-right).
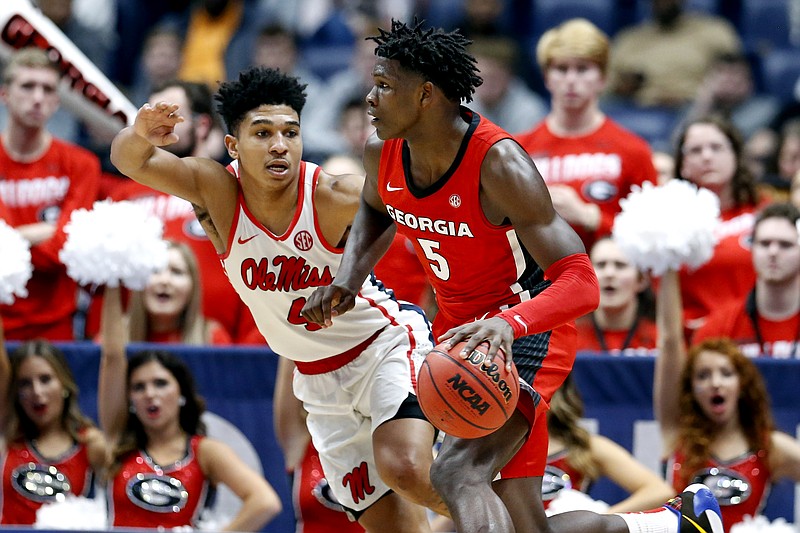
[
  {"x1": 464, "y1": 349, "x2": 514, "y2": 403},
  {"x1": 294, "y1": 230, "x2": 313, "y2": 251}
]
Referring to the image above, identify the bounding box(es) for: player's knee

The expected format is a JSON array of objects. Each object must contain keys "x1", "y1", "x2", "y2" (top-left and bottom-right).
[
  {"x1": 429, "y1": 453, "x2": 485, "y2": 495},
  {"x1": 376, "y1": 452, "x2": 430, "y2": 493}
]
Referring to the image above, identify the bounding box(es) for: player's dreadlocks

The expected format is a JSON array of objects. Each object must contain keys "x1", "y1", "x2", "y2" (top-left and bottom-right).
[
  {"x1": 215, "y1": 66, "x2": 307, "y2": 135},
  {"x1": 368, "y1": 19, "x2": 483, "y2": 104}
]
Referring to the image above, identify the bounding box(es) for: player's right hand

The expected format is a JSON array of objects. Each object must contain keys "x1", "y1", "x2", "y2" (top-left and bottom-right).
[
  {"x1": 133, "y1": 102, "x2": 184, "y2": 147},
  {"x1": 301, "y1": 284, "x2": 357, "y2": 328}
]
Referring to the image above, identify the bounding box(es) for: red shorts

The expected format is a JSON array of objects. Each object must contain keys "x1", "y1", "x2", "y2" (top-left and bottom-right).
[{"x1": 500, "y1": 322, "x2": 577, "y2": 479}]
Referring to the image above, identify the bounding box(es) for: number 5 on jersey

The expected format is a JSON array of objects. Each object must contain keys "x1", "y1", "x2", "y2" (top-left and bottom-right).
[{"x1": 418, "y1": 238, "x2": 450, "y2": 280}]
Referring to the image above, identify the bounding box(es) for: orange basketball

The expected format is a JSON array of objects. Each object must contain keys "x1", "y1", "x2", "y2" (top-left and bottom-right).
[{"x1": 417, "y1": 341, "x2": 519, "y2": 439}]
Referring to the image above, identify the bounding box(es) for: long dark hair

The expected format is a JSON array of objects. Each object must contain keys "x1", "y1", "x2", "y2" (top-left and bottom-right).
[
  {"x1": 673, "y1": 115, "x2": 759, "y2": 209},
  {"x1": 110, "y1": 349, "x2": 206, "y2": 472}
]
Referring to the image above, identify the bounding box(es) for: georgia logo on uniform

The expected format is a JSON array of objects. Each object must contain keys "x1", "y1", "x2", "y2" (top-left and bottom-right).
[
  {"x1": 126, "y1": 472, "x2": 189, "y2": 512},
  {"x1": 692, "y1": 467, "x2": 751, "y2": 505},
  {"x1": 449, "y1": 194, "x2": 461, "y2": 208},
  {"x1": 582, "y1": 180, "x2": 617, "y2": 202},
  {"x1": 294, "y1": 230, "x2": 313, "y2": 251},
  {"x1": 541, "y1": 464, "x2": 572, "y2": 501},
  {"x1": 11, "y1": 464, "x2": 71, "y2": 503}
]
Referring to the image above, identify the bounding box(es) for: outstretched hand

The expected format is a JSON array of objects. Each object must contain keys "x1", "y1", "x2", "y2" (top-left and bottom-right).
[
  {"x1": 438, "y1": 317, "x2": 515, "y2": 371},
  {"x1": 133, "y1": 102, "x2": 185, "y2": 147},
  {"x1": 301, "y1": 284, "x2": 359, "y2": 328}
]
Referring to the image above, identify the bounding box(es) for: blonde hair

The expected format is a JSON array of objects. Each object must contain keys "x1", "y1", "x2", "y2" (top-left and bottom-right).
[
  {"x1": 536, "y1": 18, "x2": 609, "y2": 75},
  {"x1": 547, "y1": 374, "x2": 601, "y2": 481},
  {"x1": 2, "y1": 47, "x2": 60, "y2": 85},
  {"x1": 128, "y1": 240, "x2": 206, "y2": 345}
]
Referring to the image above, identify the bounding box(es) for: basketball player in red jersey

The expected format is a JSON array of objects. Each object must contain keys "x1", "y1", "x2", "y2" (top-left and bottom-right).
[{"x1": 303, "y1": 19, "x2": 723, "y2": 533}]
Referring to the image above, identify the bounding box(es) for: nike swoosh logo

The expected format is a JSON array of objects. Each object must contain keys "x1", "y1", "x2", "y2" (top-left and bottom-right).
[
  {"x1": 386, "y1": 183, "x2": 403, "y2": 192},
  {"x1": 237, "y1": 234, "x2": 258, "y2": 245}
]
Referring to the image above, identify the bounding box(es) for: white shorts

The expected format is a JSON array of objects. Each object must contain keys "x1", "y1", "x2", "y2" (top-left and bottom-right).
[{"x1": 292, "y1": 307, "x2": 433, "y2": 512}]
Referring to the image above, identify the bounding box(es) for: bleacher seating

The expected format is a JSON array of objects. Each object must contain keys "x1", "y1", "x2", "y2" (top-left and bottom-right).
[
  {"x1": 529, "y1": 0, "x2": 619, "y2": 43},
  {"x1": 760, "y1": 47, "x2": 800, "y2": 105},
  {"x1": 740, "y1": 0, "x2": 792, "y2": 53},
  {"x1": 633, "y1": 0, "x2": 722, "y2": 22},
  {"x1": 603, "y1": 103, "x2": 680, "y2": 150}
]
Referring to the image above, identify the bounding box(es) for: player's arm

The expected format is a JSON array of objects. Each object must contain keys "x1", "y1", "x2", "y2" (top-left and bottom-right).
[
  {"x1": 301, "y1": 134, "x2": 396, "y2": 326},
  {"x1": 110, "y1": 102, "x2": 223, "y2": 207},
  {"x1": 441, "y1": 139, "x2": 599, "y2": 366},
  {"x1": 315, "y1": 170, "x2": 366, "y2": 248}
]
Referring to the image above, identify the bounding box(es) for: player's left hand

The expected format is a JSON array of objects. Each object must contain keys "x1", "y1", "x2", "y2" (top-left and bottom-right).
[
  {"x1": 438, "y1": 317, "x2": 515, "y2": 371},
  {"x1": 301, "y1": 284, "x2": 357, "y2": 328}
]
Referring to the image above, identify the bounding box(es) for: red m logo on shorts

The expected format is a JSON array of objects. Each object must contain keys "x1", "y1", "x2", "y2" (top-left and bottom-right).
[{"x1": 342, "y1": 461, "x2": 375, "y2": 504}]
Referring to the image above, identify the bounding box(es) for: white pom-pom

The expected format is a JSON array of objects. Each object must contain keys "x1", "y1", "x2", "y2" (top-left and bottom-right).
[
  {"x1": 0, "y1": 220, "x2": 32, "y2": 305},
  {"x1": 612, "y1": 180, "x2": 720, "y2": 276},
  {"x1": 35, "y1": 495, "x2": 107, "y2": 530},
  {"x1": 59, "y1": 200, "x2": 169, "y2": 290},
  {"x1": 545, "y1": 489, "x2": 610, "y2": 516},
  {"x1": 729, "y1": 515, "x2": 797, "y2": 533}
]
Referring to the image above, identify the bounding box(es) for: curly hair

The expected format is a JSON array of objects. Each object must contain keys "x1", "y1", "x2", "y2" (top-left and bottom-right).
[
  {"x1": 673, "y1": 115, "x2": 759, "y2": 209},
  {"x1": 676, "y1": 338, "x2": 773, "y2": 485},
  {"x1": 109, "y1": 349, "x2": 206, "y2": 476},
  {"x1": 6, "y1": 341, "x2": 95, "y2": 443},
  {"x1": 214, "y1": 66, "x2": 307, "y2": 135},
  {"x1": 368, "y1": 19, "x2": 483, "y2": 103},
  {"x1": 547, "y1": 374, "x2": 600, "y2": 481}
]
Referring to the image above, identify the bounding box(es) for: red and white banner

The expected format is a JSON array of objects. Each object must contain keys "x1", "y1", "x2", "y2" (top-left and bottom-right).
[{"x1": 0, "y1": 0, "x2": 136, "y2": 136}]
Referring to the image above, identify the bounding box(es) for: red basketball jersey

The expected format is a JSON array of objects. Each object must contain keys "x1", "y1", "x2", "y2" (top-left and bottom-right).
[
  {"x1": 0, "y1": 439, "x2": 93, "y2": 524},
  {"x1": 377, "y1": 108, "x2": 544, "y2": 337}
]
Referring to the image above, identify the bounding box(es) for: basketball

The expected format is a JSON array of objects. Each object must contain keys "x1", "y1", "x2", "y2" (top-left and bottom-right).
[{"x1": 417, "y1": 341, "x2": 519, "y2": 439}]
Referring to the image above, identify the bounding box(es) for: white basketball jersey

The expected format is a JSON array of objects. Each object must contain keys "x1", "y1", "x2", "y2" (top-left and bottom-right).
[{"x1": 221, "y1": 161, "x2": 401, "y2": 361}]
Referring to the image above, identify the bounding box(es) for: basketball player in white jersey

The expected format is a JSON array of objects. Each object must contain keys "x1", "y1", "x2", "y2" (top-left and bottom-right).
[{"x1": 110, "y1": 67, "x2": 445, "y2": 532}]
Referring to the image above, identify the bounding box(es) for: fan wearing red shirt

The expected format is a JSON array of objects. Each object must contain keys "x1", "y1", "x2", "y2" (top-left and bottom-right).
[
  {"x1": 694, "y1": 202, "x2": 800, "y2": 357},
  {"x1": 576, "y1": 237, "x2": 657, "y2": 356},
  {"x1": 0, "y1": 48, "x2": 100, "y2": 341},
  {"x1": 516, "y1": 19, "x2": 656, "y2": 252},
  {"x1": 672, "y1": 116, "x2": 764, "y2": 335}
]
